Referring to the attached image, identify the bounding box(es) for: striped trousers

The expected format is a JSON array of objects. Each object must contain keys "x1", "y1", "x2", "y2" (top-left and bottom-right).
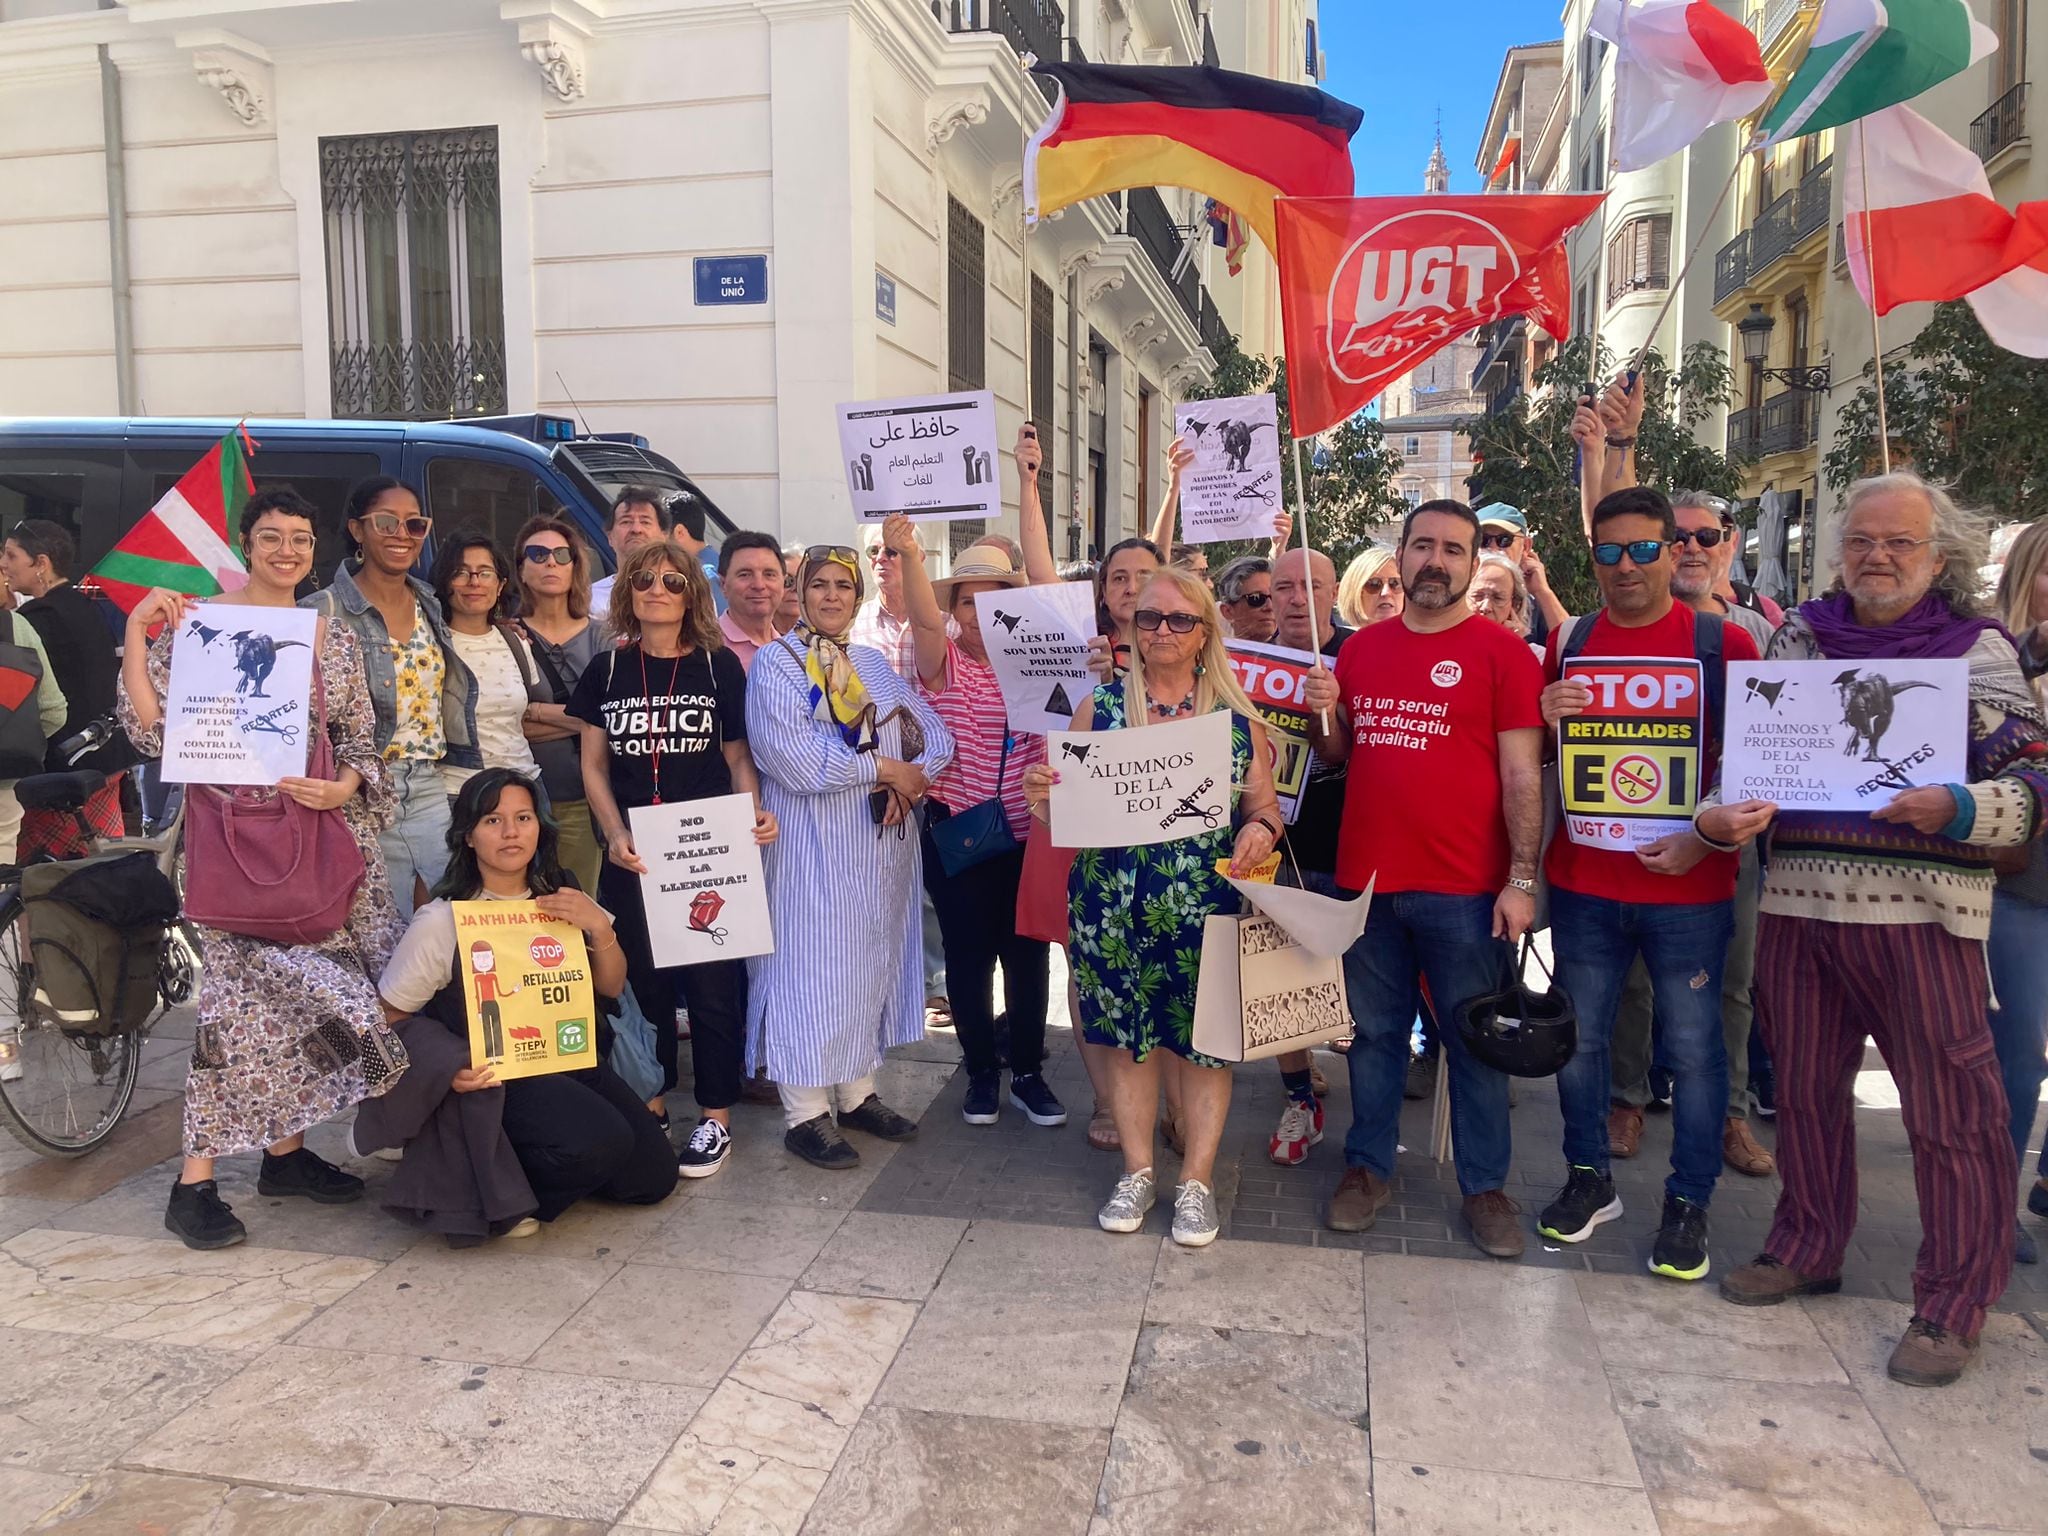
[{"x1": 1755, "y1": 913, "x2": 2016, "y2": 1335}]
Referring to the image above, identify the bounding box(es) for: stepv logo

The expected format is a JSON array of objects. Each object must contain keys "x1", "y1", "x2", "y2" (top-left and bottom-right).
[{"x1": 1326, "y1": 210, "x2": 1524, "y2": 391}]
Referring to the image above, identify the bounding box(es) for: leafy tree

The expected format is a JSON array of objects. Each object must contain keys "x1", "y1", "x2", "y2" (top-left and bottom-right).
[
  {"x1": 1458, "y1": 337, "x2": 1750, "y2": 614},
  {"x1": 1179, "y1": 335, "x2": 1408, "y2": 569},
  {"x1": 1821, "y1": 300, "x2": 2048, "y2": 521}
]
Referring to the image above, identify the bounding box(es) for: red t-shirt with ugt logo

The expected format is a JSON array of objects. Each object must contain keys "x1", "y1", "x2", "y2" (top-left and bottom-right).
[{"x1": 1333, "y1": 614, "x2": 1545, "y2": 896}]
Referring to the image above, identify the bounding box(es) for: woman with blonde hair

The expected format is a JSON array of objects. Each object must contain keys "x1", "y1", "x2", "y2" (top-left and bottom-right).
[
  {"x1": 1989, "y1": 522, "x2": 2048, "y2": 1262},
  {"x1": 1337, "y1": 545, "x2": 1403, "y2": 628},
  {"x1": 1022, "y1": 565, "x2": 1281, "y2": 1247}
]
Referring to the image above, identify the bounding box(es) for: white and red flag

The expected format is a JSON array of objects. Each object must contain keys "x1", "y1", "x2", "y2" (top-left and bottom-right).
[
  {"x1": 1843, "y1": 105, "x2": 2048, "y2": 356},
  {"x1": 1589, "y1": 0, "x2": 1773, "y2": 172},
  {"x1": 1275, "y1": 195, "x2": 1605, "y2": 437}
]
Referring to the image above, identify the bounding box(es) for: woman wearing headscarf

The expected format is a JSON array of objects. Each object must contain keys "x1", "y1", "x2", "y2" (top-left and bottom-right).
[{"x1": 746, "y1": 541, "x2": 953, "y2": 1170}]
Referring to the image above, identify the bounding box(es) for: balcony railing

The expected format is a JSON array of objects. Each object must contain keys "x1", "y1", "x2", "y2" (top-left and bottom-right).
[
  {"x1": 1972, "y1": 81, "x2": 2029, "y2": 162},
  {"x1": 1469, "y1": 315, "x2": 1526, "y2": 390},
  {"x1": 933, "y1": 0, "x2": 1065, "y2": 75},
  {"x1": 1126, "y1": 186, "x2": 1201, "y2": 321},
  {"x1": 1727, "y1": 406, "x2": 1760, "y2": 458},
  {"x1": 1760, "y1": 389, "x2": 1817, "y2": 456},
  {"x1": 1714, "y1": 231, "x2": 1750, "y2": 304},
  {"x1": 1752, "y1": 0, "x2": 1802, "y2": 49},
  {"x1": 1748, "y1": 157, "x2": 1832, "y2": 275}
]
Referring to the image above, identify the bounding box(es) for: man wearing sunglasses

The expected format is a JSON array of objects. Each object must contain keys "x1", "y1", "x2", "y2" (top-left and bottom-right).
[
  {"x1": 1533, "y1": 487, "x2": 1761, "y2": 1286},
  {"x1": 1214, "y1": 556, "x2": 1276, "y2": 643},
  {"x1": 1476, "y1": 504, "x2": 1568, "y2": 644}
]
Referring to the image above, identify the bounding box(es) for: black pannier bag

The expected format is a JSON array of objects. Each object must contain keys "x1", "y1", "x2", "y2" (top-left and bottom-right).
[{"x1": 19, "y1": 851, "x2": 180, "y2": 1036}]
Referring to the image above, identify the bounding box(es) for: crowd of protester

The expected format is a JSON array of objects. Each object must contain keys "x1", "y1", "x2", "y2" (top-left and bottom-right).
[{"x1": 2, "y1": 372, "x2": 2022, "y2": 1395}]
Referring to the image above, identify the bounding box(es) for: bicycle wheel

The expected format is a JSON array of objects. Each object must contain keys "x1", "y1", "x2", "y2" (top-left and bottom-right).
[{"x1": 0, "y1": 896, "x2": 144, "y2": 1158}]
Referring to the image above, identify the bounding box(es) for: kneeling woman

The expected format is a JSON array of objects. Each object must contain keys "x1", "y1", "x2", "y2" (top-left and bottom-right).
[{"x1": 370, "y1": 769, "x2": 676, "y2": 1234}]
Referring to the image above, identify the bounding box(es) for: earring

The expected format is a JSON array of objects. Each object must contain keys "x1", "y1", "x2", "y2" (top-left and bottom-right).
[{"x1": 1194, "y1": 661, "x2": 1206, "y2": 677}]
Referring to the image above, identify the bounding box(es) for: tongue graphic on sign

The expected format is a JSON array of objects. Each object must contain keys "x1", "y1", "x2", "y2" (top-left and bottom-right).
[
  {"x1": 688, "y1": 889, "x2": 728, "y2": 944},
  {"x1": 1045, "y1": 681, "x2": 1074, "y2": 716}
]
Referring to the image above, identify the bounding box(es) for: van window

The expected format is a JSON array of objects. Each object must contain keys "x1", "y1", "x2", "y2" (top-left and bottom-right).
[
  {"x1": 0, "y1": 448, "x2": 123, "y2": 569},
  {"x1": 131, "y1": 447, "x2": 382, "y2": 592},
  {"x1": 424, "y1": 455, "x2": 566, "y2": 561}
]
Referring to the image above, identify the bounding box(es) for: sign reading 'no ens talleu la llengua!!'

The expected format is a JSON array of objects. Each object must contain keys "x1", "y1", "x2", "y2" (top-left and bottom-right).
[
  {"x1": 631, "y1": 792, "x2": 775, "y2": 968},
  {"x1": 1558, "y1": 657, "x2": 1704, "y2": 851},
  {"x1": 1046, "y1": 710, "x2": 1233, "y2": 851}
]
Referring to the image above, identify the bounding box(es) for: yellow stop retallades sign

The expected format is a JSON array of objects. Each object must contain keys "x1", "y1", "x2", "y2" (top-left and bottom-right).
[{"x1": 1558, "y1": 658, "x2": 1704, "y2": 851}]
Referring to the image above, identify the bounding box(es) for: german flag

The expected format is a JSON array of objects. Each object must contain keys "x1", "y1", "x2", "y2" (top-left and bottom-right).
[{"x1": 1024, "y1": 63, "x2": 1362, "y2": 256}]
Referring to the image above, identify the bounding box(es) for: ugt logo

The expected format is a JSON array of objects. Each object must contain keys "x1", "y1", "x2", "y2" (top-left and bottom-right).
[{"x1": 1326, "y1": 210, "x2": 1523, "y2": 389}]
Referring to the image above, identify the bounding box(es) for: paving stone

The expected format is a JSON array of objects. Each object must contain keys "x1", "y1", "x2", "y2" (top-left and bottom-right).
[
  {"x1": 1372, "y1": 1462, "x2": 1658, "y2": 1536},
  {"x1": 525, "y1": 1263, "x2": 789, "y2": 1386},
  {"x1": 796, "y1": 1211, "x2": 966, "y2": 1301},
  {"x1": 0, "y1": 1325, "x2": 244, "y2": 1475},
  {"x1": 24, "y1": 1470, "x2": 610, "y2": 1534},
  {"x1": 1575, "y1": 1270, "x2": 1849, "y2": 1385},
  {"x1": 1146, "y1": 1238, "x2": 1362, "y2": 1338},
  {"x1": 808, "y1": 1407, "x2": 1106, "y2": 1536}
]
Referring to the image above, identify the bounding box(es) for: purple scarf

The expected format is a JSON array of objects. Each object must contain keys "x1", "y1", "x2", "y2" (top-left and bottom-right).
[{"x1": 1797, "y1": 590, "x2": 2012, "y2": 661}]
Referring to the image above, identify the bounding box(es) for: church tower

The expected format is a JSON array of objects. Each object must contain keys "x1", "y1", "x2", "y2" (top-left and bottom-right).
[{"x1": 1425, "y1": 110, "x2": 1449, "y2": 193}]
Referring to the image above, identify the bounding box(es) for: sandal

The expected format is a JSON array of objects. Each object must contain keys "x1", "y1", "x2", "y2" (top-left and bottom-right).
[{"x1": 1086, "y1": 1105, "x2": 1120, "y2": 1152}]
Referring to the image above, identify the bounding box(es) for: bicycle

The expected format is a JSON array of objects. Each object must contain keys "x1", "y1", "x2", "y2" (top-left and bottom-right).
[{"x1": 0, "y1": 720, "x2": 192, "y2": 1159}]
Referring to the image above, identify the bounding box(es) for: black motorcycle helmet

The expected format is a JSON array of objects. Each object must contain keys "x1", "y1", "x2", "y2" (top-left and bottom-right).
[{"x1": 1457, "y1": 940, "x2": 1577, "y2": 1078}]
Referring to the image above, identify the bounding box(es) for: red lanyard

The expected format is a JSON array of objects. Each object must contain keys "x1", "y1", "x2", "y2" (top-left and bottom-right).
[{"x1": 640, "y1": 647, "x2": 685, "y2": 806}]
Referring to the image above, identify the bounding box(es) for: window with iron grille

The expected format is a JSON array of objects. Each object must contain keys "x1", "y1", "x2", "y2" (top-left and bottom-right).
[
  {"x1": 947, "y1": 196, "x2": 987, "y2": 552},
  {"x1": 1605, "y1": 213, "x2": 1672, "y2": 304},
  {"x1": 1031, "y1": 274, "x2": 1055, "y2": 508},
  {"x1": 321, "y1": 127, "x2": 506, "y2": 420}
]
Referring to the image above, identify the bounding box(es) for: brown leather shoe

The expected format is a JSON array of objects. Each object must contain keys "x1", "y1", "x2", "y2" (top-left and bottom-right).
[
  {"x1": 1327, "y1": 1167, "x2": 1392, "y2": 1232},
  {"x1": 1607, "y1": 1104, "x2": 1645, "y2": 1159},
  {"x1": 1463, "y1": 1190, "x2": 1526, "y2": 1258},
  {"x1": 1887, "y1": 1316, "x2": 1979, "y2": 1387},
  {"x1": 1718, "y1": 1253, "x2": 1842, "y2": 1307},
  {"x1": 1722, "y1": 1116, "x2": 1775, "y2": 1176}
]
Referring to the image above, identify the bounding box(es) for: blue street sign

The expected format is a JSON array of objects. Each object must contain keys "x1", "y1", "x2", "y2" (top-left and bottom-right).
[
  {"x1": 694, "y1": 256, "x2": 767, "y2": 306},
  {"x1": 875, "y1": 270, "x2": 897, "y2": 326}
]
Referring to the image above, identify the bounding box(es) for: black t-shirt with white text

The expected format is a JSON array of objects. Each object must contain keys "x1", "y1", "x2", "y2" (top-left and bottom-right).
[{"x1": 565, "y1": 643, "x2": 747, "y2": 810}]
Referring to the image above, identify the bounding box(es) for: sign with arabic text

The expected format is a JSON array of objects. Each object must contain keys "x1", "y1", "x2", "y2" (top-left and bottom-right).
[
  {"x1": 160, "y1": 603, "x2": 316, "y2": 786},
  {"x1": 631, "y1": 792, "x2": 775, "y2": 966},
  {"x1": 1047, "y1": 710, "x2": 1233, "y2": 850},
  {"x1": 837, "y1": 389, "x2": 1001, "y2": 522},
  {"x1": 450, "y1": 900, "x2": 597, "y2": 1081}
]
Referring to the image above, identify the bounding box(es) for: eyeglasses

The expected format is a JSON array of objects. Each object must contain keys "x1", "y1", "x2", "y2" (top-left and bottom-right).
[
  {"x1": 522, "y1": 544, "x2": 575, "y2": 566},
  {"x1": 453, "y1": 565, "x2": 501, "y2": 585},
  {"x1": 1478, "y1": 530, "x2": 1519, "y2": 550},
  {"x1": 362, "y1": 511, "x2": 431, "y2": 539},
  {"x1": 1227, "y1": 591, "x2": 1271, "y2": 610},
  {"x1": 1133, "y1": 608, "x2": 1201, "y2": 634},
  {"x1": 249, "y1": 529, "x2": 315, "y2": 554},
  {"x1": 1592, "y1": 540, "x2": 1668, "y2": 567},
  {"x1": 1843, "y1": 534, "x2": 1936, "y2": 558},
  {"x1": 1671, "y1": 527, "x2": 1727, "y2": 549},
  {"x1": 1362, "y1": 577, "x2": 1402, "y2": 596},
  {"x1": 867, "y1": 546, "x2": 897, "y2": 562},
  {"x1": 629, "y1": 568, "x2": 690, "y2": 596}
]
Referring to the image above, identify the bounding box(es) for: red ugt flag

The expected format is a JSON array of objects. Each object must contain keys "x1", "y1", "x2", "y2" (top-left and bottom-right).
[{"x1": 1276, "y1": 195, "x2": 1605, "y2": 437}]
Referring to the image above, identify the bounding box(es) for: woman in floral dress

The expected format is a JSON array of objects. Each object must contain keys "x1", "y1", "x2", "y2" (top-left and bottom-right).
[
  {"x1": 1023, "y1": 566, "x2": 1281, "y2": 1249},
  {"x1": 119, "y1": 487, "x2": 407, "y2": 1251}
]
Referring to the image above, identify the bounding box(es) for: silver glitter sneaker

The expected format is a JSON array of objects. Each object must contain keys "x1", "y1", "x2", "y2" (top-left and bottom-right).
[
  {"x1": 1097, "y1": 1168, "x2": 1158, "y2": 1234},
  {"x1": 1171, "y1": 1178, "x2": 1220, "y2": 1248}
]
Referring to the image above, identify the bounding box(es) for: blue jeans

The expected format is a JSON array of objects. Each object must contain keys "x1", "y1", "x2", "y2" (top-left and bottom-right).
[
  {"x1": 1987, "y1": 888, "x2": 2048, "y2": 1177},
  {"x1": 1551, "y1": 887, "x2": 1733, "y2": 1206},
  {"x1": 1343, "y1": 890, "x2": 1514, "y2": 1195},
  {"x1": 380, "y1": 759, "x2": 453, "y2": 921}
]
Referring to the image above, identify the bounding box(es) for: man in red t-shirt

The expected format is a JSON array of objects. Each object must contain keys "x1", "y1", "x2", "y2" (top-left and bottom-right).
[
  {"x1": 1306, "y1": 500, "x2": 1545, "y2": 1258},
  {"x1": 1532, "y1": 486, "x2": 1761, "y2": 1285}
]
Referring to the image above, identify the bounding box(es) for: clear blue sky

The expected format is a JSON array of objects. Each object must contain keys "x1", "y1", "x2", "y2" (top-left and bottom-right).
[{"x1": 1319, "y1": 3, "x2": 1563, "y2": 196}]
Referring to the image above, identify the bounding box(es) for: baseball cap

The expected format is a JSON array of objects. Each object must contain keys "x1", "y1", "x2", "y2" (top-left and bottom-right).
[{"x1": 1476, "y1": 503, "x2": 1528, "y2": 535}]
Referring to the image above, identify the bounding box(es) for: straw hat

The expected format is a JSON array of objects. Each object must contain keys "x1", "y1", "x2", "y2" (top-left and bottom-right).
[{"x1": 932, "y1": 539, "x2": 1027, "y2": 604}]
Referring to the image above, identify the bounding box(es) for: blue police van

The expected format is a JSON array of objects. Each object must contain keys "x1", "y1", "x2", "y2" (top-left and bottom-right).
[{"x1": 0, "y1": 414, "x2": 736, "y2": 590}]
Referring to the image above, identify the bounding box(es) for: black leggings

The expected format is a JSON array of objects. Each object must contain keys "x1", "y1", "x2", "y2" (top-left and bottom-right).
[
  {"x1": 922, "y1": 832, "x2": 1049, "y2": 1080},
  {"x1": 499, "y1": 1060, "x2": 678, "y2": 1221},
  {"x1": 599, "y1": 860, "x2": 748, "y2": 1108}
]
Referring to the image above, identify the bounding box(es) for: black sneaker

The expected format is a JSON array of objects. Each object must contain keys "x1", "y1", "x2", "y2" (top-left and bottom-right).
[
  {"x1": 165, "y1": 1178, "x2": 247, "y2": 1250},
  {"x1": 1403, "y1": 1050, "x2": 1438, "y2": 1101},
  {"x1": 677, "y1": 1117, "x2": 732, "y2": 1179},
  {"x1": 1647, "y1": 1065, "x2": 1675, "y2": 1112},
  {"x1": 839, "y1": 1094, "x2": 919, "y2": 1142},
  {"x1": 1008, "y1": 1073, "x2": 1068, "y2": 1127},
  {"x1": 785, "y1": 1113, "x2": 861, "y2": 1170},
  {"x1": 962, "y1": 1072, "x2": 1001, "y2": 1125},
  {"x1": 2030, "y1": 1178, "x2": 2048, "y2": 1219},
  {"x1": 1537, "y1": 1165, "x2": 1622, "y2": 1243},
  {"x1": 256, "y1": 1146, "x2": 365, "y2": 1205},
  {"x1": 1649, "y1": 1193, "x2": 1712, "y2": 1281}
]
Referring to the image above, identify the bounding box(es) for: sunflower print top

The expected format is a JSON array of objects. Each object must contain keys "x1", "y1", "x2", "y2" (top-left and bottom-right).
[{"x1": 384, "y1": 600, "x2": 447, "y2": 764}]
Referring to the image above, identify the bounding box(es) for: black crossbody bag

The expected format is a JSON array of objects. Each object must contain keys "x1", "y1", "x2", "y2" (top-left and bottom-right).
[{"x1": 927, "y1": 732, "x2": 1020, "y2": 877}]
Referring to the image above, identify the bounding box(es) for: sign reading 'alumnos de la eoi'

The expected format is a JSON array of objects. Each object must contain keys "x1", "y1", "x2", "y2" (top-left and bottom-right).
[{"x1": 1046, "y1": 710, "x2": 1233, "y2": 851}]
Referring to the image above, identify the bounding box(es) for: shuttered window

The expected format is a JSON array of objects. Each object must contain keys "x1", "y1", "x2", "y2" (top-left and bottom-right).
[
  {"x1": 1605, "y1": 213, "x2": 1672, "y2": 304},
  {"x1": 1030, "y1": 274, "x2": 1054, "y2": 507},
  {"x1": 947, "y1": 197, "x2": 986, "y2": 392}
]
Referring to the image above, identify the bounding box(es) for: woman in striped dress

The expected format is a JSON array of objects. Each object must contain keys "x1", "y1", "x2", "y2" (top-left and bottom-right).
[{"x1": 746, "y1": 544, "x2": 955, "y2": 1169}]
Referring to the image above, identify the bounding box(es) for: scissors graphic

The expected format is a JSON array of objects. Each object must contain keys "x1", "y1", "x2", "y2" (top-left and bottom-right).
[
  {"x1": 1162, "y1": 778, "x2": 1222, "y2": 830},
  {"x1": 245, "y1": 716, "x2": 300, "y2": 745}
]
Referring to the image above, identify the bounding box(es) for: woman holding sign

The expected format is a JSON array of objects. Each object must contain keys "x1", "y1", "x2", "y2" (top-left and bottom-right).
[
  {"x1": 568, "y1": 539, "x2": 775, "y2": 1180},
  {"x1": 119, "y1": 487, "x2": 409, "y2": 1251},
  {"x1": 1022, "y1": 567, "x2": 1282, "y2": 1248}
]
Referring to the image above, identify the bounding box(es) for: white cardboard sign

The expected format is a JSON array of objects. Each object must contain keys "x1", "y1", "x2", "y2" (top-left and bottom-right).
[
  {"x1": 630, "y1": 793, "x2": 775, "y2": 966},
  {"x1": 837, "y1": 389, "x2": 1001, "y2": 522},
  {"x1": 1173, "y1": 393, "x2": 1283, "y2": 543},
  {"x1": 160, "y1": 603, "x2": 317, "y2": 786},
  {"x1": 1047, "y1": 710, "x2": 1232, "y2": 850},
  {"x1": 1721, "y1": 658, "x2": 1969, "y2": 811},
  {"x1": 973, "y1": 581, "x2": 1098, "y2": 735}
]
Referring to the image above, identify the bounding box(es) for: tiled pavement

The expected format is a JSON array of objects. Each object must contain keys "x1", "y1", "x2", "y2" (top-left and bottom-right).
[{"x1": 0, "y1": 998, "x2": 2042, "y2": 1533}]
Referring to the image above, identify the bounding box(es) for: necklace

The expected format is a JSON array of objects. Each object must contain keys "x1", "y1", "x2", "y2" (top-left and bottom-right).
[
  {"x1": 639, "y1": 645, "x2": 686, "y2": 805},
  {"x1": 1146, "y1": 686, "x2": 1198, "y2": 718}
]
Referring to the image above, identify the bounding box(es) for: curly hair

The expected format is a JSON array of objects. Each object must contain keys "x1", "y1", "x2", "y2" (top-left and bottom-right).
[{"x1": 1832, "y1": 472, "x2": 1992, "y2": 617}]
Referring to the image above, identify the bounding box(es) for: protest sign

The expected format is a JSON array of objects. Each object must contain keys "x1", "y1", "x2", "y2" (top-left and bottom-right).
[
  {"x1": 1557, "y1": 657, "x2": 1705, "y2": 850},
  {"x1": 973, "y1": 582, "x2": 1098, "y2": 733},
  {"x1": 1173, "y1": 393, "x2": 1283, "y2": 543},
  {"x1": 631, "y1": 793, "x2": 774, "y2": 967},
  {"x1": 837, "y1": 389, "x2": 1001, "y2": 522},
  {"x1": 1226, "y1": 638, "x2": 1316, "y2": 823},
  {"x1": 1722, "y1": 658, "x2": 1968, "y2": 811},
  {"x1": 450, "y1": 900, "x2": 597, "y2": 1081},
  {"x1": 1047, "y1": 710, "x2": 1232, "y2": 850},
  {"x1": 160, "y1": 604, "x2": 317, "y2": 786}
]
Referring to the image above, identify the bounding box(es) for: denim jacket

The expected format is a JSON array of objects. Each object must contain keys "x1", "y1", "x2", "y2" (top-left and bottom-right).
[{"x1": 303, "y1": 561, "x2": 482, "y2": 770}]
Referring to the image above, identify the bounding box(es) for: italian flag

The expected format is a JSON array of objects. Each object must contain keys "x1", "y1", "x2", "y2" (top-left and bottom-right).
[
  {"x1": 1844, "y1": 106, "x2": 2048, "y2": 355},
  {"x1": 90, "y1": 427, "x2": 253, "y2": 614},
  {"x1": 1758, "y1": 0, "x2": 1997, "y2": 146}
]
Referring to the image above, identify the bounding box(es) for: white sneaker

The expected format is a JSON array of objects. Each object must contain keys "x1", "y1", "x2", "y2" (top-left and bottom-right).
[
  {"x1": 1098, "y1": 1168, "x2": 1157, "y2": 1234},
  {"x1": 1172, "y1": 1179, "x2": 1220, "y2": 1248},
  {"x1": 504, "y1": 1216, "x2": 540, "y2": 1238}
]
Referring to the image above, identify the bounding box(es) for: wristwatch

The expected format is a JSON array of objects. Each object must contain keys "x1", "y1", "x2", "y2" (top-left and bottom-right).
[{"x1": 1506, "y1": 876, "x2": 1537, "y2": 895}]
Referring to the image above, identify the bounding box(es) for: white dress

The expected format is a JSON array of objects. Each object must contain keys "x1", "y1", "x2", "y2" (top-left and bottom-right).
[{"x1": 744, "y1": 638, "x2": 954, "y2": 1088}]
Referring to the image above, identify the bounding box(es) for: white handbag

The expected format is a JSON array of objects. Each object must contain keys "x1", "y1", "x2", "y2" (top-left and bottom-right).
[{"x1": 1190, "y1": 910, "x2": 1353, "y2": 1064}]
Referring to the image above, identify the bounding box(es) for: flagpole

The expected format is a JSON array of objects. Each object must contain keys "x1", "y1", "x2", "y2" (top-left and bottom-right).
[
  {"x1": 1291, "y1": 436, "x2": 1329, "y2": 734},
  {"x1": 1626, "y1": 149, "x2": 1747, "y2": 377},
  {"x1": 1858, "y1": 137, "x2": 1892, "y2": 474},
  {"x1": 1017, "y1": 50, "x2": 1038, "y2": 468}
]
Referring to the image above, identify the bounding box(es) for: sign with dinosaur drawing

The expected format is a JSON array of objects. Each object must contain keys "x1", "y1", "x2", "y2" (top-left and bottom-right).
[
  {"x1": 1721, "y1": 659, "x2": 1968, "y2": 811},
  {"x1": 1174, "y1": 392, "x2": 1283, "y2": 543},
  {"x1": 160, "y1": 603, "x2": 317, "y2": 786}
]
